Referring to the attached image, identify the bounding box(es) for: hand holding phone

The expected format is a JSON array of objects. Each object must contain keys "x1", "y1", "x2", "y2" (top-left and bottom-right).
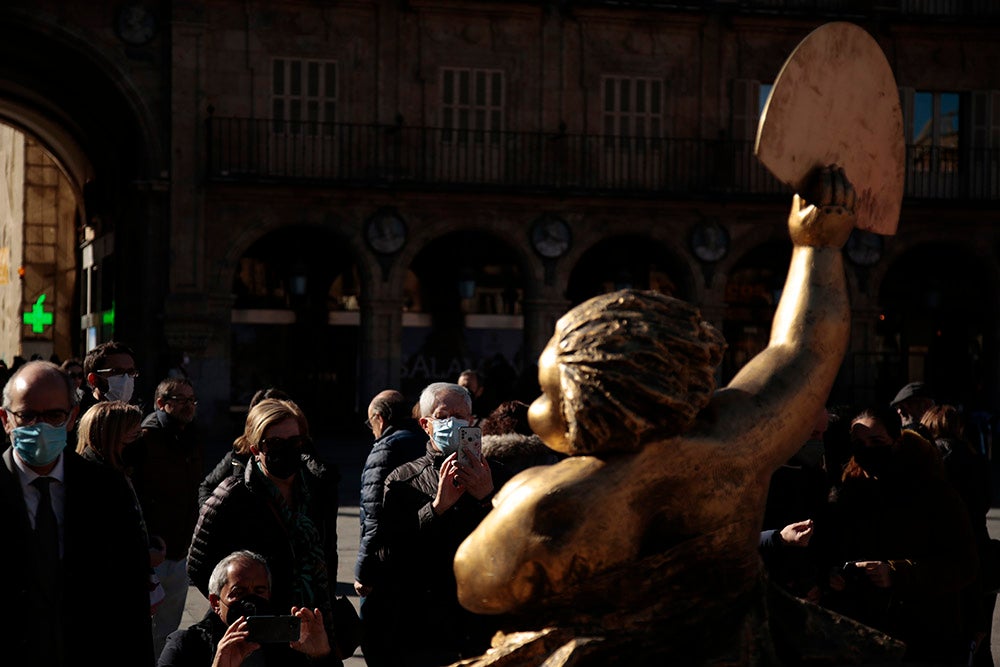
[{"x1": 245, "y1": 615, "x2": 301, "y2": 643}]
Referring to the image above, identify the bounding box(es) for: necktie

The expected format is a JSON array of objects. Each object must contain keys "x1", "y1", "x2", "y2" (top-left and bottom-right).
[{"x1": 32, "y1": 476, "x2": 60, "y2": 564}]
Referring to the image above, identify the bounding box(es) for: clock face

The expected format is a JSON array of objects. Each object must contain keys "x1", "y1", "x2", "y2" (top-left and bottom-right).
[
  {"x1": 365, "y1": 211, "x2": 407, "y2": 255},
  {"x1": 690, "y1": 221, "x2": 729, "y2": 262},
  {"x1": 846, "y1": 230, "x2": 884, "y2": 266},
  {"x1": 531, "y1": 216, "x2": 571, "y2": 259},
  {"x1": 116, "y1": 4, "x2": 157, "y2": 46}
]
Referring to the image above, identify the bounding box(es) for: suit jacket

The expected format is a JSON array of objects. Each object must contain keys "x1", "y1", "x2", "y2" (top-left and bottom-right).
[{"x1": 0, "y1": 447, "x2": 154, "y2": 666}]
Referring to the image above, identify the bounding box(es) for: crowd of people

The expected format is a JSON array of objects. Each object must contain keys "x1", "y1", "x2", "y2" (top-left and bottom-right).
[
  {"x1": 760, "y1": 383, "x2": 998, "y2": 666},
  {"x1": 6, "y1": 336, "x2": 998, "y2": 667}
]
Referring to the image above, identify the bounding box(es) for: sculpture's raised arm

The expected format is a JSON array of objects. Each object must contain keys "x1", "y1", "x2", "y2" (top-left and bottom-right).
[{"x1": 709, "y1": 165, "x2": 854, "y2": 472}]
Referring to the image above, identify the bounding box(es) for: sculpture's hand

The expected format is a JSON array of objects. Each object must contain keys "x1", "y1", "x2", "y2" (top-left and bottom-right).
[{"x1": 788, "y1": 164, "x2": 855, "y2": 248}]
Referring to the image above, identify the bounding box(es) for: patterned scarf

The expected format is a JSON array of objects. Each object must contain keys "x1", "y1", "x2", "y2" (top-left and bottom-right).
[{"x1": 253, "y1": 459, "x2": 331, "y2": 615}]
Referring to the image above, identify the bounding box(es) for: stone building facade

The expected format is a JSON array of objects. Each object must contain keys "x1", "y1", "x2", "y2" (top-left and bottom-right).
[{"x1": 0, "y1": 1, "x2": 998, "y2": 440}]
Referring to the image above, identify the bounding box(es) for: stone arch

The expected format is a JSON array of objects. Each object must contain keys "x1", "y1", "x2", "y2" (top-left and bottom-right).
[
  {"x1": 0, "y1": 9, "x2": 167, "y2": 364},
  {"x1": 399, "y1": 227, "x2": 532, "y2": 406},
  {"x1": 226, "y1": 221, "x2": 368, "y2": 435},
  {"x1": 565, "y1": 234, "x2": 695, "y2": 306},
  {"x1": 875, "y1": 240, "x2": 999, "y2": 409}
]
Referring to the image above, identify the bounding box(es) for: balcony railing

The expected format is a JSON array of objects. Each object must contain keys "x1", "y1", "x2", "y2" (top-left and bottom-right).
[
  {"x1": 206, "y1": 118, "x2": 1000, "y2": 201},
  {"x1": 568, "y1": 0, "x2": 1000, "y2": 19}
]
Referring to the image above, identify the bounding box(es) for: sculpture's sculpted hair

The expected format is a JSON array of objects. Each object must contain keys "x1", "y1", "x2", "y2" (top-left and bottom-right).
[{"x1": 553, "y1": 289, "x2": 725, "y2": 454}]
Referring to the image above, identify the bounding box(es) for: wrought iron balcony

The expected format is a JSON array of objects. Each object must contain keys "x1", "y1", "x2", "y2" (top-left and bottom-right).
[
  {"x1": 206, "y1": 117, "x2": 1000, "y2": 202},
  {"x1": 564, "y1": 0, "x2": 1000, "y2": 20}
]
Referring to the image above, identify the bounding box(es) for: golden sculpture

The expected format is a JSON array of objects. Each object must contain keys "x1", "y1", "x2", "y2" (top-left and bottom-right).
[{"x1": 452, "y1": 167, "x2": 905, "y2": 665}]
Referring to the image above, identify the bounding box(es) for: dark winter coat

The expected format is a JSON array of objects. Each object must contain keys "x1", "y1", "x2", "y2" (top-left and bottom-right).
[
  {"x1": 187, "y1": 453, "x2": 340, "y2": 619},
  {"x1": 816, "y1": 430, "x2": 979, "y2": 663},
  {"x1": 354, "y1": 420, "x2": 426, "y2": 586},
  {"x1": 158, "y1": 609, "x2": 341, "y2": 667},
  {"x1": 0, "y1": 448, "x2": 153, "y2": 666},
  {"x1": 131, "y1": 409, "x2": 205, "y2": 560},
  {"x1": 378, "y1": 444, "x2": 509, "y2": 661},
  {"x1": 197, "y1": 449, "x2": 249, "y2": 508}
]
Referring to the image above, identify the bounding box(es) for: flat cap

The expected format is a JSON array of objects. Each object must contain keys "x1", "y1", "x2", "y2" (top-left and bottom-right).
[{"x1": 890, "y1": 381, "x2": 931, "y2": 407}]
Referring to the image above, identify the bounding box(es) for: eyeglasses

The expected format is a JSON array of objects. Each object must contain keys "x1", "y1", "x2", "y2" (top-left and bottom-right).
[
  {"x1": 6, "y1": 408, "x2": 70, "y2": 427},
  {"x1": 95, "y1": 368, "x2": 139, "y2": 378},
  {"x1": 166, "y1": 395, "x2": 198, "y2": 406},
  {"x1": 259, "y1": 435, "x2": 309, "y2": 450},
  {"x1": 364, "y1": 418, "x2": 373, "y2": 431}
]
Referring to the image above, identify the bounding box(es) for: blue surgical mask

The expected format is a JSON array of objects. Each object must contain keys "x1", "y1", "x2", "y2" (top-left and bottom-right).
[
  {"x1": 12, "y1": 422, "x2": 68, "y2": 467},
  {"x1": 430, "y1": 417, "x2": 469, "y2": 455}
]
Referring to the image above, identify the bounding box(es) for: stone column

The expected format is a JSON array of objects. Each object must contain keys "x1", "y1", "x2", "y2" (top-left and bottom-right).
[
  {"x1": 522, "y1": 296, "x2": 571, "y2": 368},
  {"x1": 163, "y1": 291, "x2": 235, "y2": 442},
  {"x1": 358, "y1": 296, "x2": 404, "y2": 405}
]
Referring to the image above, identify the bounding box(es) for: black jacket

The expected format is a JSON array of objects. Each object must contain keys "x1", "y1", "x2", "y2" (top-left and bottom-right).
[
  {"x1": 380, "y1": 444, "x2": 508, "y2": 658},
  {"x1": 0, "y1": 447, "x2": 153, "y2": 666},
  {"x1": 354, "y1": 420, "x2": 426, "y2": 586},
  {"x1": 197, "y1": 449, "x2": 249, "y2": 508},
  {"x1": 131, "y1": 409, "x2": 205, "y2": 560},
  {"x1": 158, "y1": 609, "x2": 341, "y2": 667},
  {"x1": 187, "y1": 453, "x2": 340, "y2": 618}
]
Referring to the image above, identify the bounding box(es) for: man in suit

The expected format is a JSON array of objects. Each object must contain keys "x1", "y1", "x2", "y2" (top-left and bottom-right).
[{"x1": 0, "y1": 360, "x2": 153, "y2": 666}]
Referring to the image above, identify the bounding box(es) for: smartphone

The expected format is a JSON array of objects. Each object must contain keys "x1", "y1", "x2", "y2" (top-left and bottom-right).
[
  {"x1": 457, "y1": 426, "x2": 482, "y2": 467},
  {"x1": 244, "y1": 615, "x2": 301, "y2": 643}
]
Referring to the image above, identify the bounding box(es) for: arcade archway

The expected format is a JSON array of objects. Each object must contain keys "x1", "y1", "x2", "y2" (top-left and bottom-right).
[
  {"x1": 566, "y1": 235, "x2": 692, "y2": 307},
  {"x1": 877, "y1": 243, "x2": 997, "y2": 409},
  {"x1": 230, "y1": 224, "x2": 362, "y2": 435},
  {"x1": 401, "y1": 230, "x2": 527, "y2": 406}
]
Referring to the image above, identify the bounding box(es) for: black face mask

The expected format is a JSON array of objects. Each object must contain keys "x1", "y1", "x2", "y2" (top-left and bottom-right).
[
  {"x1": 225, "y1": 594, "x2": 272, "y2": 624},
  {"x1": 853, "y1": 444, "x2": 893, "y2": 478},
  {"x1": 262, "y1": 445, "x2": 300, "y2": 480}
]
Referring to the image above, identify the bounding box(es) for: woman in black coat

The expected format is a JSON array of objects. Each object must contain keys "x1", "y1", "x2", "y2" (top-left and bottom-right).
[{"x1": 187, "y1": 398, "x2": 340, "y2": 646}]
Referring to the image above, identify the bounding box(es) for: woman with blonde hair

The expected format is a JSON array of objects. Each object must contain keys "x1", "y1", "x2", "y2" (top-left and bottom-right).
[
  {"x1": 186, "y1": 398, "x2": 343, "y2": 662},
  {"x1": 197, "y1": 386, "x2": 293, "y2": 505},
  {"x1": 75, "y1": 400, "x2": 166, "y2": 612}
]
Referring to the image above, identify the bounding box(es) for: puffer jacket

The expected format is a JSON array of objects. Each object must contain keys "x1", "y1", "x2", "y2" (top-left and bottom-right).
[
  {"x1": 354, "y1": 421, "x2": 426, "y2": 586},
  {"x1": 187, "y1": 453, "x2": 340, "y2": 618}
]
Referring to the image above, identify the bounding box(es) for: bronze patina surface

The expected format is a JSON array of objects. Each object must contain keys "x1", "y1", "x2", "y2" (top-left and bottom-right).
[
  {"x1": 755, "y1": 22, "x2": 904, "y2": 235},
  {"x1": 452, "y1": 167, "x2": 905, "y2": 665}
]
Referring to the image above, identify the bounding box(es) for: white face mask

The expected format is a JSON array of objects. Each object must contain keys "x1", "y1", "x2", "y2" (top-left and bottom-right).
[{"x1": 106, "y1": 374, "x2": 135, "y2": 403}]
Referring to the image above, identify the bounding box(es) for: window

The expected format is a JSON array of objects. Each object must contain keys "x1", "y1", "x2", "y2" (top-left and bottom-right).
[
  {"x1": 602, "y1": 76, "x2": 665, "y2": 149},
  {"x1": 272, "y1": 58, "x2": 337, "y2": 135},
  {"x1": 441, "y1": 68, "x2": 503, "y2": 143},
  {"x1": 903, "y1": 90, "x2": 960, "y2": 173},
  {"x1": 731, "y1": 79, "x2": 772, "y2": 142}
]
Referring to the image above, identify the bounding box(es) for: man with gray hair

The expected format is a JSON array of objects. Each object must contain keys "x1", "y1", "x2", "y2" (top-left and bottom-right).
[
  {"x1": 158, "y1": 549, "x2": 337, "y2": 666},
  {"x1": 376, "y1": 382, "x2": 508, "y2": 666}
]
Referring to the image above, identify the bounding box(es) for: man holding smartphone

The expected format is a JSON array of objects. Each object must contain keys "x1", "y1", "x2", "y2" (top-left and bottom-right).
[
  {"x1": 378, "y1": 382, "x2": 509, "y2": 666},
  {"x1": 158, "y1": 550, "x2": 340, "y2": 666}
]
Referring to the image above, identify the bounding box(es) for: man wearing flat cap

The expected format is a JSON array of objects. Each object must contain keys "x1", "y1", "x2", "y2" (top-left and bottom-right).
[{"x1": 890, "y1": 381, "x2": 934, "y2": 436}]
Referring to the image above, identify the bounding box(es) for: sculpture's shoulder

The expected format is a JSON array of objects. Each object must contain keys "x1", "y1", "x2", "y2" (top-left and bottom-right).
[{"x1": 494, "y1": 455, "x2": 607, "y2": 506}]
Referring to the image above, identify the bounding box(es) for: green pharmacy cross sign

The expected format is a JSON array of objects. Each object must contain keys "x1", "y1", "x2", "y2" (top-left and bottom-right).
[{"x1": 23, "y1": 294, "x2": 53, "y2": 333}]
